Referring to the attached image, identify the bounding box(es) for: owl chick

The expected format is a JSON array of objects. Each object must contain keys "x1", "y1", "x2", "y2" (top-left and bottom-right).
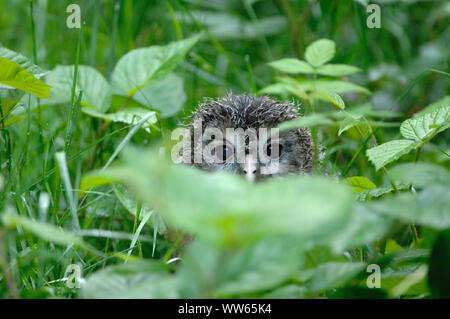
[{"x1": 187, "y1": 94, "x2": 314, "y2": 181}]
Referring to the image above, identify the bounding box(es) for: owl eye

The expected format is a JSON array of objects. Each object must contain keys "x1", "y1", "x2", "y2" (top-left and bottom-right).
[
  {"x1": 266, "y1": 142, "x2": 283, "y2": 159},
  {"x1": 213, "y1": 143, "x2": 233, "y2": 162}
]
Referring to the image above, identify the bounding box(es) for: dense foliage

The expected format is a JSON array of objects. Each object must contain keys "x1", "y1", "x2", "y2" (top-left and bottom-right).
[{"x1": 0, "y1": 0, "x2": 448, "y2": 299}]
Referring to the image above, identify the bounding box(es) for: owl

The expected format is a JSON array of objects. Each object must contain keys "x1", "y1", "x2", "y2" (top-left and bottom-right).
[{"x1": 188, "y1": 94, "x2": 314, "y2": 181}]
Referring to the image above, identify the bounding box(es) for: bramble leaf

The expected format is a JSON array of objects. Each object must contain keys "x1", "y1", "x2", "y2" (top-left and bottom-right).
[
  {"x1": 366, "y1": 139, "x2": 421, "y2": 171},
  {"x1": 268, "y1": 58, "x2": 315, "y2": 74},
  {"x1": 305, "y1": 39, "x2": 336, "y2": 68}
]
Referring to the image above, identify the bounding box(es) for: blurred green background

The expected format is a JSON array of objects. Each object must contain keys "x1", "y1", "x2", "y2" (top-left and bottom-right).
[{"x1": 1, "y1": 0, "x2": 448, "y2": 113}]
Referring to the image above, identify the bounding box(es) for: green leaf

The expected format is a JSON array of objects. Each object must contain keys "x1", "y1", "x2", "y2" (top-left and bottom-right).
[
  {"x1": 111, "y1": 33, "x2": 201, "y2": 97},
  {"x1": 311, "y1": 91, "x2": 346, "y2": 109},
  {"x1": 338, "y1": 114, "x2": 361, "y2": 135},
  {"x1": 274, "y1": 76, "x2": 309, "y2": 99},
  {"x1": 389, "y1": 163, "x2": 450, "y2": 188},
  {"x1": 366, "y1": 139, "x2": 421, "y2": 171},
  {"x1": 307, "y1": 262, "x2": 365, "y2": 292},
  {"x1": 81, "y1": 107, "x2": 157, "y2": 129},
  {"x1": 367, "y1": 105, "x2": 449, "y2": 171},
  {"x1": 128, "y1": 73, "x2": 186, "y2": 118},
  {"x1": 0, "y1": 56, "x2": 51, "y2": 98},
  {"x1": 268, "y1": 58, "x2": 315, "y2": 74},
  {"x1": 82, "y1": 148, "x2": 353, "y2": 247},
  {"x1": 44, "y1": 65, "x2": 112, "y2": 113},
  {"x1": 400, "y1": 105, "x2": 449, "y2": 141},
  {"x1": 355, "y1": 185, "x2": 406, "y2": 202},
  {"x1": 370, "y1": 185, "x2": 450, "y2": 230},
  {"x1": 305, "y1": 39, "x2": 336, "y2": 68},
  {"x1": 315, "y1": 64, "x2": 361, "y2": 77},
  {"x1": 179, "y1": 239, "x2": 303, "y2": 298},
  {"x1": 345, "y1": 176, "x2": 376, "y2": 193},
  {"x1": 80, "y1": 173, "x2": 120, "y2": 191},
  {"x1": 81, "y1": 260, "x2": 179, "y2": 298},
  {"x1": 291, "y1": 79, "x2": 370, "y2": 95},
  {"x1": 330, "y1": 204, "x2": 396, "y2": 253},
  {"x1": 0, "y1": 47, "x2": 44, "y2": 76}
]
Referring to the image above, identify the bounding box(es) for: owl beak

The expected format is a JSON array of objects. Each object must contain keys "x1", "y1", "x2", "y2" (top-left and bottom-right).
[{"x1": 243, "y1": 155, "x2": 258, "y2": 182}]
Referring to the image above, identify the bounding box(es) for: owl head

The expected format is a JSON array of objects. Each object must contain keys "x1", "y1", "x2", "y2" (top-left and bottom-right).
[{"x1": 188, "y1": 94, "x2": 314, "y2": 181}]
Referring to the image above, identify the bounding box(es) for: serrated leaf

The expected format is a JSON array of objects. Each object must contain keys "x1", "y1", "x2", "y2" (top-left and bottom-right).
[
  {"x1": 355, "y1": 185, "x2": 407, "y2": 202},
  {"x1": 400, "y1": 105, "x2": 449, "y2": 141},
  {"x1": 311, "y1": 91, "x2": 346, "y2": 109},
  {"x1": 0, "y1": 57, "x2": 51, "y2": 98},
  {"x1": 366, "y1": 139, "x2": 421, "y2": 171},
  {"x1": 44, "y1": 65, "x2": 112, "y2": 113},
  {"x1": 345, "y1": 176, "x2": 376, "y2": 193},
  {"x1": 305, "y1": 39, "x2": 336, "y2": 68},
  {"x1": 315, "y1": 64, "x2": 361, "y2": 77},
  {"x1": 268, "y1": 58, "x2": 315, "y2": 74},
  {"x1": 367, "y1": 103, "x2": 449, "y2": 171},
  {"x1": 111, "y1": 33, "x2": 201, "y2": 97}
]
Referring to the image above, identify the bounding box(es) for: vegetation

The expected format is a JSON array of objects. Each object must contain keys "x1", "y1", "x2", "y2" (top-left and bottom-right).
[{"x1": 0, "y1": 0, "x2": 449, "y2": 299}]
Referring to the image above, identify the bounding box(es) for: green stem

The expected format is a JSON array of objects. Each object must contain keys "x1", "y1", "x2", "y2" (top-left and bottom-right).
[
  {"x1": 64, "y1": 28, "x2": 82, "y2": 153},
  {"x1": 132, "y1": 203, "x2": 143, "y2": 258},
  {"x1": 409, "y1": 224, "x2": 419, "y2": 246}
]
